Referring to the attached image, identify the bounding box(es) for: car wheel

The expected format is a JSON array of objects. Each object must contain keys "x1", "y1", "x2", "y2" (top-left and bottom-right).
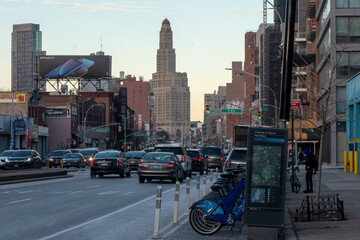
[
  {"x1": 179, "y1": 170, "x2": 184, "y2": 183},
  {"x1": 139, "y1": 177, "x2": 145, "y2": 183},
  {"x1": 90, "y1": 172, "x2": 96, "y2": 178},
  {"x1": 126, "y1": 170, "x2": 131, "y2": 177},
  {"x1": 188, "y1": 170, "x2": 192, "y2": 178}
]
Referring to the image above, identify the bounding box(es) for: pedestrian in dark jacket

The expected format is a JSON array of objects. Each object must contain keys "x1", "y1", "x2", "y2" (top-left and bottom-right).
[{"x1": 303, "y1": 148, "x2": 317, "y2": 193}]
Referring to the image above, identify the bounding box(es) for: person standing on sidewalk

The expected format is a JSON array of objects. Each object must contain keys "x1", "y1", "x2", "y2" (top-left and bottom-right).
[{"x1": 303, "y1": 148, "x2": 317, "y2": 193}]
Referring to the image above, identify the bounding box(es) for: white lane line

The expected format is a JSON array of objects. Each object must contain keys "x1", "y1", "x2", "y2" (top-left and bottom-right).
[
  {"x1": 1, "y1": 191, "x2": 10, "y2": 194},
  {"x1": 7, "y1": 198, "x2": 32, "y2": 205},
  {"x1": 52, "y1": 191, "x2": 72, "y2": 195},
  {"x1": 125, "y1": 178, "x2": 135, "y2": 182},
  {"x1": 38, "y1": 188, "x2": 176, "y2": 240},
  {"x1": 97, "y1": 191, "x2": 120, "y2": 195},
  {"x1": 18, "y1": 190, "x2": 40, "y2": 194},
  {"x1": 161, "y1": 214, "x2": 188, "y2": 239},
  {"x1": 86, "y1": 185, "x2": 100, "y2": 189},
  {"x1": 68, "y1": 191, "x2": 85, "y2": 195}
]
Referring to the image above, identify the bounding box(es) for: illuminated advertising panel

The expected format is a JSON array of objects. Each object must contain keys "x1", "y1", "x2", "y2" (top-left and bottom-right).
[
  {"x1": 38, "y1": 55, "x2": 111, "y2": 79},
  {"x1": 245, "y1": 127, "x2": 288, "y2": 227}
]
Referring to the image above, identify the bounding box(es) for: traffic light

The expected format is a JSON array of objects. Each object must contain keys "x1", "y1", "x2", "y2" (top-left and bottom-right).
[
  {"x1": 258, "y1": 111, "x2": 262, "y2": 120},
  {"x1": 205, "y1": 104, "x2": 210, "y2": 114}
]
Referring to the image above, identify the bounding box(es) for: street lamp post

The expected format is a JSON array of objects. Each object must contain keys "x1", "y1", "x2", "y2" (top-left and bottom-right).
[
  {"x1": 225, "y1": 68, "x2": 263, "y2": 125},
  {"x1": 83, "y1": 104, "x2": 104, "y2": 149}
]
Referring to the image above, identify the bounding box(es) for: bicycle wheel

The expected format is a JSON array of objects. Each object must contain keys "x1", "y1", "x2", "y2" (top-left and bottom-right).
[
  {"x1": 290, "y1": 175, "x2": 301, "y2": 193},
  {"x1": 189, "y1": 208, "x2": 222, "y2": 235}
]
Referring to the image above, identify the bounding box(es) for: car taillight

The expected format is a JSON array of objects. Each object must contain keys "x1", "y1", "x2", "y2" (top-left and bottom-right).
[
  {"x1": 182, "y1": 155, "x2": 186, "y2": 163},
  {"x1": 91, "y1": 160, "x2": 94, "y2": 167},
  {"x1": 117, "y1": 159, "x2": 119, "y2": 166},
  {"x1": 166, "y1": 162, "x2": 174, "y2": 169},
  {"x1": 220, "y1": 157, "x2": 224, "y2": 161},
  {"x1": 226, "y1": 161, "x2": 231, "y2": 168},
  {"x1": 193, "y1": 158, "x2": 202, "y2": 162},
  {"x1": 138, "y1": 160, "x2": 144, "y2": 169}
]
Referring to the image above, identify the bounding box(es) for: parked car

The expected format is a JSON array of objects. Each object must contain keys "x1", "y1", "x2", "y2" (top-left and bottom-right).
[
  {"x1": 49, "y1": 150, "x2": 71, "y2": 168},
  {"x1": 138, "y1": 152, "x2": 184, "y2": 183},
  {"x1": 223, "y1": 147, "x2": 247, "y2": 172},
  {"x1": 202, "y1": 146, "x2": 225, "y2": 171},
  {"x1": 62, "y1": 153, "x2": 86, "y2": 168},
  {"x1": 153, "y1": 144, "x2": 192, "y2": 177},
  {"x1": 125, "y1": 151, "x2": 146, "y2": 171},
  {"x1": 79, "y1": 148, "x2": 99, "y2": 165},
  {"x1": 42, "y1": 154, "x2": 51, "y2": 167},
  {"x1": 90, "y1": 150, "x2": 130, "y2": 178},
  {"x1": 0, "y1": 150, "x2": 17, "y2": 169},
  {"x1": 187, "y1": 149, "x2": 208, "y2": 175},
  {"x1": 4, "y1": 150, "x2": 42, "y2": 169}
]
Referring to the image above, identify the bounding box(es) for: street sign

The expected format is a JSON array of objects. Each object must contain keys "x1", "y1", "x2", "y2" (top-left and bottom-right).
[
  {"x1": 262, "y1": 108, "x2": 269, "y2": 111},
  {"x1": 221, "y1": 108, "x2": 242, "y2": 113},
  {"x1": 291, "y1": 100, "x2": 301, "y2": 109},
  {"x1": 134, "y1": 133, "x2": 147, "y2": 137},
  {"x1": 93, "y1": 128, "x2": 110, "y2": 133}
]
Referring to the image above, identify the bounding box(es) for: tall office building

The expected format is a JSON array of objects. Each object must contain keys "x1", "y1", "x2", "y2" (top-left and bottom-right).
[
  {"x1": 150, "y1": 19, "x2": 190, "y2": 140},
  {"x1": 11, "y1": 23, "x2": 46, "y2": 91}
]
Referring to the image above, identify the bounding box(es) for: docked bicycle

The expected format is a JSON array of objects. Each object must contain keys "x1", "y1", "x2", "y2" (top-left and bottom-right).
[{"x1": 189, "y1": 168, "x2": 246, "y2": 235}]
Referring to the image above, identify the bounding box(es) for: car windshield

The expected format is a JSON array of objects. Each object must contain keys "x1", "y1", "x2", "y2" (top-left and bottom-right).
[
  {"x1": 52, "y1": 151, "x2": 69, "y2": 156},
  {"x1": 125, "y1": 151, "x2": 145, "y2": 158},
  {"x1": 203, "y1": 148, "x2": 222, "y2": 155},
  {"x1": 143, "y1": 153, "x2": 173, "y2": 162},
  {"x1": 154, "y1": 147, "x2": 183, "y2": 155},
  {"x1": 187, "y1": 151, "x2": 200, "y2": 158},
  {"x1": 95, "y1": 152, "x2": 119, "y2": 159},
  {"x1": 64, "y1": 153, "x2": 79, "y2": 159},
  {"x1": 12, "y1": 150, "x2": 32, "y2": 157},
  {"x1": 229, "y1": 150, "x2": 247, "y2": 161},
  {"x1": 80, "y1": 150, "x2": 96, "y2": 155},
  {"x1": 0, "y1": 151, "x2": 16, "y2": 157}
]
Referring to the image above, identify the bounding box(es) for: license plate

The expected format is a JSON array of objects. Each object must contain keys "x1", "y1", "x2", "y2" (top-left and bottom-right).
[
  {"x1": 150, "y1": 165, "x2": 161, "y2": 169},
  {"x1": 67, "y1": 163, "x2": 71, "y2": 165},
  {"x1": 130, "y1": 160, "x2": 135, "y2": 164},
  {"x1": 101, "y1": 163, "x2": 108, "y2": 166},
  {"x1": 55, "y1": 161, "x2": 59, "y2": 164},
  {"x1": 14, "y1": 164, "x2": 19, "y2": 168}
]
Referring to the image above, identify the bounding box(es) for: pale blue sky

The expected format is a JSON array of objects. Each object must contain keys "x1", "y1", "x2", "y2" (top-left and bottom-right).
[{"x1": 0, "y1": 0, "x2": 271, "y2": 121}]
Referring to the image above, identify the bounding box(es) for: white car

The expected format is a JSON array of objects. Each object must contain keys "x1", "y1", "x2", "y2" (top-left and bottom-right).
[
  {"x1": 153, "y1": 144, "x2": 192, "y2": 178},
  {"x1": 223, "y1": 147, "x2": 247, "y2": 172},
  {"x1": 0, "y1": 150, "x2": 17, "y2": 169}
]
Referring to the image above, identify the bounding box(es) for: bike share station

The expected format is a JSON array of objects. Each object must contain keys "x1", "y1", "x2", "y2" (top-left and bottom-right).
[{"x1": 245, "y1": 127, "x2": 288, "y2": 240}]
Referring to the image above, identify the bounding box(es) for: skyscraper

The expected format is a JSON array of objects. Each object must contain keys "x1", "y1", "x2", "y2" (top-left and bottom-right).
[
  {"x1": 11, "y1": 23, "x2": 46, "y2": 91},
  {"x1": 150, "y1": 19, "x2": 190, "y2": 140}
]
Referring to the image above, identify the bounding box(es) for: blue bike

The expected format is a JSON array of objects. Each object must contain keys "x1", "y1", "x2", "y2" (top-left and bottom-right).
[{"x1": 189, "y1": 169, "x2": 246, "y2": 235}]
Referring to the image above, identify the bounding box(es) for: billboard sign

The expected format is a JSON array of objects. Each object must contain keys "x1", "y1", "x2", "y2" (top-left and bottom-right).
[
  {"x1": 46, "y1": 108, "x2": 70, "y2": 118},
  {"x1": 38, "y1": 55, "x2": 111, "y2": 79},
  {"x1": 0, "y1": 93, "x2": 26, "y2": 103}
]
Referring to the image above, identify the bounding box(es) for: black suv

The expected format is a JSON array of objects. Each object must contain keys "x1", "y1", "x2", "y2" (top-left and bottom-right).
[
  {"x1": 187, "y1": 149, "x2": 208, "y2": 175},
  {"x1": 5, "y1": 150, "x2": 42, "y2": 169},
  {"x1": 49, "y1": 150, "x2": 71, "y2": 168},
  {"x1": 202, "y1": 146, "x2": 225, "y2": 171}
]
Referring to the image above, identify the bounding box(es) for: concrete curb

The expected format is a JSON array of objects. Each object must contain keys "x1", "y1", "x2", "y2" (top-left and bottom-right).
[
  {"x1": 0, "y1": 174, "x2": 73, "y2": 185},
  {"x1": 284, "y1": 204, "x2": 297, "y2": 240}
]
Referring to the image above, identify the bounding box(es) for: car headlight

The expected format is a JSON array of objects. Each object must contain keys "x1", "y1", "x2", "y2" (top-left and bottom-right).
[
  {"x1": 50, "y1": 158, "x2": 54, "y2": 161},
  {"x1": 5, "y1": 159, "x2": 10, "y2": 163},
  {"x1": 27, "y1": 158, "x2": 31, "y2": 162},
  {"x1": 89, "y1": 157, "x2": 93, "y2": 161}
]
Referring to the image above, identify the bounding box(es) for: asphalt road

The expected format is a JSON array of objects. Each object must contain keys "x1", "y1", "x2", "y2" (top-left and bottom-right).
[{"x1": 0, "y1": 169, "x2": 245, "y2": 240}]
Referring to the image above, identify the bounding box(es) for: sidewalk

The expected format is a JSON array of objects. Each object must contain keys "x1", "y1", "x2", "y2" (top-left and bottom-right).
[
  {"x1": 285, "y1": 165, "x2": 360, "y2": 240},
  {"x1": 0, "y1": 168, "x2": 72, "y2": 184}
]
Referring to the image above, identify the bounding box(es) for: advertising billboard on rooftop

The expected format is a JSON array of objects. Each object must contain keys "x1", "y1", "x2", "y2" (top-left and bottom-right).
[{"x1": 38, "y1": 55, "x2": 111, "y2": 79}]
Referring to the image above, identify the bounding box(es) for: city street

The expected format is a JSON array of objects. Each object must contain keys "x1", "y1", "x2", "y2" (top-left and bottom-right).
[{"x1": 0, "y1": 169, "x2": 246, "y2": 240}]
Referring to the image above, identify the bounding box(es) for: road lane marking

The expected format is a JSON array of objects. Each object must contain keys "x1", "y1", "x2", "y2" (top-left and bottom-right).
[
  {"x1": 7, "y1": 198, "x2": 32, "y2": 204},
  {"x1": 18, "y1": 190, "x2": 40, "y2": 194},
  {"x1": 97, "y1": 191, "x2": 120, "y2": 195},
  {"x1": 1, "y1": 191, "x2": 10, "y2": 194},
  {"x1": 86, "y1": 185, "x2": 100, "y2": 189},
  {"x1": 38, "y1": 187, "x2": 177, "y2": 240},
  {"x1": 68, "y1": 191, "x2": 84, "y2": 195}
]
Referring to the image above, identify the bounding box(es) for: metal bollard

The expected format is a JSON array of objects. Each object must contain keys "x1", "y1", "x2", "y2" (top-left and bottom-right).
[
  {"x1": 216, "y1": 167, "x2": 219, "y2": 180},
  {"x1": 152, "y1": 186, "x2": 162, "y2": 239},
  {"x1": 173, "y1": 181, "x2": 180, "y2": 225},
  {"x1": 185, "y1": 177, "x2": 190, "y2": 215},
  {"x1": 61, "y1": 159, "x2": 63, "y2": 170},
  {"x1": 210, "y1": 169, "x2": 213, "y2": 188},
  {"x1": 196, "y1": 173, "x2": 200, "y2": 201},
  {"x1": 203, "y1": 171, "x2": 207, "y2": 196}
]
